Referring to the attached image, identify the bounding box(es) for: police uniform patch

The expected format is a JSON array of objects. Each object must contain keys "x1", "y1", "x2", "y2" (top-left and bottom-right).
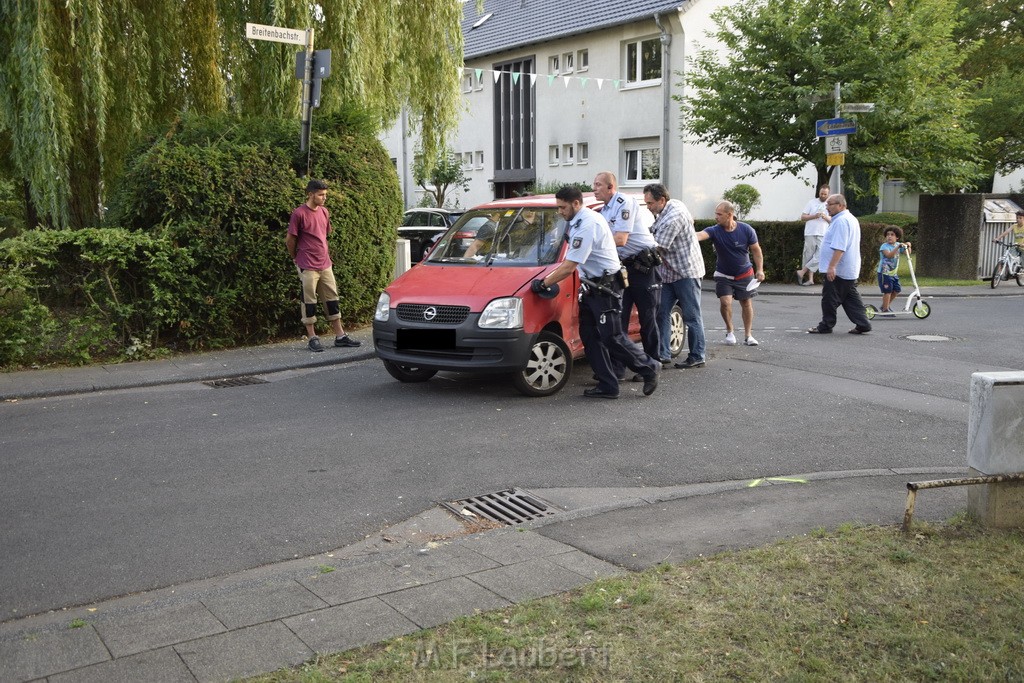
[
  {"x1": 572, "y1": 237, "x2": 583, "y2": 249},
  {"x1": 615, "y1": 196, "x2": 624, "y2": 204},
  {"x1": 622, "y1": 210, "x2": 630, "y2": 220}
]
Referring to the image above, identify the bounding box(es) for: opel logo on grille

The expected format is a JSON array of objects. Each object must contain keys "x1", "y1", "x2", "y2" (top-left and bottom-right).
[{"x1": 423, "y1": 306, "x2": 438, "y2": 321}]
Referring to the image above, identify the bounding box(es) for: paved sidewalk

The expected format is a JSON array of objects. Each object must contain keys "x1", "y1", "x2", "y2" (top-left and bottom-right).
[{"x1": 0, "y1": 282, "x2": 997, "y2": 682}]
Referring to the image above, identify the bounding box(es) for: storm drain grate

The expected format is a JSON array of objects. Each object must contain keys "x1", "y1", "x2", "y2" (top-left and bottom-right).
[
  {"x1": 203, "y1": 376, "x2": 269, "y2": 388},
  {"x1": 442, "y1": 488, "x2": 559, "y2": 526}
]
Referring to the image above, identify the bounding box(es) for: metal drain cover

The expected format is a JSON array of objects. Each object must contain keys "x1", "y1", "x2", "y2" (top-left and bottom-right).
[
  {"x1": 902, "y1": 334, "x2": 951, "y2": 343},
  {"x1": 442, "y1": 488, "x2": 559, "y2": 525},
  {"x1": 203, "y1": 376, "x2": 269, "y2": 388}
]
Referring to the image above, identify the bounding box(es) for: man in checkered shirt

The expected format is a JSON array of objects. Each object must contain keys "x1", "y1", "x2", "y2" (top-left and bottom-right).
[{"x1": 643, "y1": 183, "x2": 708, "y2": 369}]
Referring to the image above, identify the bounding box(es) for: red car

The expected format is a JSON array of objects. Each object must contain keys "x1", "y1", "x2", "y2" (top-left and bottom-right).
[{"x1": 373, "y1": 194, "x2": 686, "y2": 396}]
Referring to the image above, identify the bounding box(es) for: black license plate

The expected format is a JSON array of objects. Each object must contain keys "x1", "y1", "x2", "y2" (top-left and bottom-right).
[{"x1": 396, "y1": 328, "x2": 457, "y2": 350}]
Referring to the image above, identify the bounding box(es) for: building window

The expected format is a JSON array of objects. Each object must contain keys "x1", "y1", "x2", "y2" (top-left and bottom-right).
[
  {"x1": 562, "y1": 144, "x2": 574, "y2": 165},
  {"x1": 625, "y1": 37, "x2": 661, "y2": 84},
  {"x1": 475, "y1": 151, "x2": 484, "y2": 169},
  {"x1": 623, "y1": 139, "x2": 661, "y2": 182},
  {"x1": 577, "y1": 49, "x2": 589, "y2": 72},
  {"x1": 548, "y1": 145, "x2": 559, "y2": 166},
  {"x1": 462, "y1": 72, "x2": 473, "y2": 93},
  {"x1": 548, "y1": 55, "x2": 559, "y2": 75},
  {"x1": 577, "y1": 142, "x2": 589, "y2": 164},
  {"x1": 562, "y1": 52, "x2": 574, "y2": 74},
  {"x1": 462, "y1": 152, "x2": 473, "y2": 171}
]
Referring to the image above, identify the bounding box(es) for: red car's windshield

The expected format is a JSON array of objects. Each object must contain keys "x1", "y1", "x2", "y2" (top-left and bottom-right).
[{"x1": 425, "y1": 208, "x2": 566, "y2": 266}]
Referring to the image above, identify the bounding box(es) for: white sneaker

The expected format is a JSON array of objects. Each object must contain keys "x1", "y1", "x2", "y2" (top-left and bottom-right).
[
  {"x1": 724, "y1": 332, "x2": 737, "y2": 346},
  {"x1": 744, "y1": 335, "x2": 759, "y2": 346}
]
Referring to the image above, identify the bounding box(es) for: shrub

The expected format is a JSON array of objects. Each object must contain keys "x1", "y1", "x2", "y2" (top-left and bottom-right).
[
  {"x1": 722, "y1": 184, "x2": 761, "y2": 219},
  {"x1": 0, "y1": 110, "x2": 401, "y2": 367}
]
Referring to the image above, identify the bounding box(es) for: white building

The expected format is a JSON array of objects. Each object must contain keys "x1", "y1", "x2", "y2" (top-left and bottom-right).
[{"x1": 383, "y1": 0, "x2": 839, "y2": 220}]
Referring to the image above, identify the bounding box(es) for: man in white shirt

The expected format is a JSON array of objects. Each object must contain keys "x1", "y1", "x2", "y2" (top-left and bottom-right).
[{"x1": 795, "y1": 184, "x2": 831, "y2": 286}]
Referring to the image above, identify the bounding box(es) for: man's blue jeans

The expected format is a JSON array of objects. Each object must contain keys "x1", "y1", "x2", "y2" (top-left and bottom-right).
[{"x1": 659, "y1": 278, "x2": 706, "y2": 362}]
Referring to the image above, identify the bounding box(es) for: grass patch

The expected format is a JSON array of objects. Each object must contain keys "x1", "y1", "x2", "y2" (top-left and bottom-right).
[
  {"x1": 896, "y1": 254, "x2": 984, "y2": 288},
  {"x1": 247, "y1": 520, "x2": 1024, "y2": 682}
]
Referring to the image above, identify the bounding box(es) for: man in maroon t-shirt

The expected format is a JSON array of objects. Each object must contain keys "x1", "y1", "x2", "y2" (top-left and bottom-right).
[{"x1": 285, "y1": 179, "x2": 361, "y2": 352}]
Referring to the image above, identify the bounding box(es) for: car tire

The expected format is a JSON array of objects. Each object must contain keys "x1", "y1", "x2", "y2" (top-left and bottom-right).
[
  {"x1": 511, "y1": 331, "x2": 572, "y2": 397},
  {"x1": 381, "y1": 359, "x2": 437, "y2": 383},
  {"x1": 668, "y1": 304, "x2": 688, "y2": 358}
]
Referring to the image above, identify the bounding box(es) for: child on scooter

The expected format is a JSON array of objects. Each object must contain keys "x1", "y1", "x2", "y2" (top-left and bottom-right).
[{"x1": 877, "y1": 227, "x2": 911, "y2": 314}]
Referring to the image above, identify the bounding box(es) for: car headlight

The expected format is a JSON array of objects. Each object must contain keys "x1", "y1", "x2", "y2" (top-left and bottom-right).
[
  {"x1": 374, "y1": 292, "x2": 391, "y2": 322},
  {"x1": 478, "y1": 297, "x2": 523, "y2": 329}
]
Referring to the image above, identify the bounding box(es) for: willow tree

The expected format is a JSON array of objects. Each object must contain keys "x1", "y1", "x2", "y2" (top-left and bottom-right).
[{"x1": 0, "y1": 0, "x2": 464, "y2": 229}]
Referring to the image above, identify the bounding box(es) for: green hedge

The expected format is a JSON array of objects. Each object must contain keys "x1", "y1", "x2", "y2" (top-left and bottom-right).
[{"x1": 0, "y1": 111, "x2": 402, "y2": 368}]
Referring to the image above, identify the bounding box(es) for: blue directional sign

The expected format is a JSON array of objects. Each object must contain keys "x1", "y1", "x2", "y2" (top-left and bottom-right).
[{"x1": 815, "y1": 117, "x2": 858, "y2": 137}]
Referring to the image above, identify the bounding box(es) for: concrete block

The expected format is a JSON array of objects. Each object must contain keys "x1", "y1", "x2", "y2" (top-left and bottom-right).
[
  {"x1": 395, "y1": 238, "x2": 412, "y2": 278},
  {"x1": 298, "y1": 561, "x2": 415, "y2": 605},
  {"x1": 202, "y1": 580, "x2": 328, "y2": 629},
  {"x1": 469, "y1": 558, "x2": 592, "y2": 603},
  {"x1": 283, "y1": 597, "x2": 418, "y2": 654},
  {"x1": 0, "y1": 625, "x2": 109, "y2": 681},
  {"x1": 174, "y1": 621, "x2": 311, "y2": 683},
  {"x1": 93, "y1": 602, "x2": 225, "y2": 658},
  {"x1": 967, "y1": 372, "x2": 1024, "y2": 528},
  {"x1": 383, "y1": 544, "x2": 499, "y2": 584},
  {"x1": 968, "y1": 468, "x2": 1024, "y2": 528},
  {"x1": 459, "y1": 529, "x2": 577, "y2": 565},
  {"x1": 48, "y1": 647, "x2": 195, "y2": 683},
  {"x1": 379, "y1": 577, "x2": 509, "y2": 629},
  {"x1": 545, "y1": 550, "x2": 627, "y2": 580},
  {"x1": 968, "y1": 372, "x2": 1024, "y2": 474}
]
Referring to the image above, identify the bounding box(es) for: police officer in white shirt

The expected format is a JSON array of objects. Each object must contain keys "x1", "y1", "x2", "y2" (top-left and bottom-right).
[
  {"x1": 594, "y1": 171, "x2": 662, "y2": 376},
  {"x1": 533, "y1": 186, "x2": 659, "y2": 399}
]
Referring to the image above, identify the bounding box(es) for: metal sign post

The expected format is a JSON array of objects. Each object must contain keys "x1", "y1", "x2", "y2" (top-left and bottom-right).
[{"x1": 245, "y1": 22, "x2": 316, "y2": 165}]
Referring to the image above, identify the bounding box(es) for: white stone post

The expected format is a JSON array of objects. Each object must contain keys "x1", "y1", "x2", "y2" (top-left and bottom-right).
[
  {"x1": 967, "y1": 371, "x2": 1024, "y2": 527},
  {"x1": 394, "y1": 238, "x2": 412, "y2": 279}
]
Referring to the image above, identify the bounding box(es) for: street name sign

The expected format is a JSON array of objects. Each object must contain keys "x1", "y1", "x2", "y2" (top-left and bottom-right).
[
  {"x1": 245, "y1": 22, "x2": 307, "y2": 45},
  {"x1": 841, "y1": 103, "x2": 875, "y2": 113},
  {"x1": 815, "y1": 117, "x2": 858, "y2": 137}
]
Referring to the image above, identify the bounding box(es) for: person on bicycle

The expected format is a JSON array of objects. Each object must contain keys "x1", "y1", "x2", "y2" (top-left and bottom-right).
[{"x1": 993, "y1": 210, "x2": 1024, "y2": 257}]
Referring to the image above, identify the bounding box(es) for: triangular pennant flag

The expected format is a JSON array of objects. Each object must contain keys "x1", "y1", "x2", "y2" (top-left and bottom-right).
[
  {"x1": 613, "y1": 79, "x2": 621, "y2": 89},
  {"x1": 512, "y1": 72, "x2": 520, "y2": 85},
  {"x1": 475, "y1": 68, "x2": 483, "y2": 81},
  {"x1": 596, "y1": 78, "x2": 604, "y2": 90},
  {"x1": 547, "y1": 74, "x2": 556, "y2": 86},
  {"x1": 579, "y1": 77, "x2": 589, "y2": 88},
  {"x1": 529, "y1": 73, "x2": 538, "y2": 87},
  {"x1": 493, "y1": 70, "x2": 502, "y2": 83},
  {"x1": 563, "y1": 76, "x2": 571, "y2": 88}
]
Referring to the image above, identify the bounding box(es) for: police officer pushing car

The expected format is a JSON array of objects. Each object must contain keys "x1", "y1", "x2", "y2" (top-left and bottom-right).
[
  {"x1": 532, "y1": 186, "x2": 659, "y2": 399},
  {"x1": 594, "y1": 171, "x2": 662, "y2": 371}
]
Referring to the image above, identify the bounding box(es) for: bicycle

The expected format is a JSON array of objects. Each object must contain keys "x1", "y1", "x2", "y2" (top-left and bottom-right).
[{"x1": 989, "y1": 240, "x2": 1024, "y2": 289}]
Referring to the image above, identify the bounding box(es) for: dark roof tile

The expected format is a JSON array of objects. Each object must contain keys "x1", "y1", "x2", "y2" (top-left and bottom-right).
[{"x1": 462, "y1": 0, "x2": 689, "y2": 60}]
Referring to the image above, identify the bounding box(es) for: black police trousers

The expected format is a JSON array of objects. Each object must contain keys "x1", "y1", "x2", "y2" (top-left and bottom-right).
[
  {"x1": 579, "y1": 288, "x2": 658, "y2": 395},
  {"x1": 617, "y1": 262, "x2": 661, "y2": 364}
]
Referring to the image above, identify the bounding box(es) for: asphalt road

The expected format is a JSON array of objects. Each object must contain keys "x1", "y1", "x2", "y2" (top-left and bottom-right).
[{"x1": 1, "y1": 291, "x2": 1020, "y2": 621}]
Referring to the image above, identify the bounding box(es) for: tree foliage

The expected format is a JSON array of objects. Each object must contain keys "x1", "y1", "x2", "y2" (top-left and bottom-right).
[
  {"x1": 956, "y1": 0, "x2": 1024, "y2": 176},
  {"x1": 0, "y1": 0, "x2": 463, "y2": 229},
  {"x1": 679, "y1": 0, "x2": 985, "y2": 193},
  {"x1": 413, "y1": 149, "x2": 470, "y2": 208}
]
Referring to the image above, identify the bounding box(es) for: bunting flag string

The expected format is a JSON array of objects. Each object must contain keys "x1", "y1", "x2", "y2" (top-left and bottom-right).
[{"x1": 468, "y1": 66, "x2": 624, "y2": 91}]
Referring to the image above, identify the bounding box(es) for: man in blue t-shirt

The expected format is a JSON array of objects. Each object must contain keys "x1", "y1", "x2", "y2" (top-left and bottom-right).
[{"x1": 696, "y1": 201, "x2": 765, "y2": 346}]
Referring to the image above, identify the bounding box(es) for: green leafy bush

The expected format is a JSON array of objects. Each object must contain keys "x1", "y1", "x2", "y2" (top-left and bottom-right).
[
  {"x1": 0, "y1": 111, "x2": 401, "y2": 367},
  {"x1": 722, "y1": 184, "x2": 761, "y2": 219}
]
